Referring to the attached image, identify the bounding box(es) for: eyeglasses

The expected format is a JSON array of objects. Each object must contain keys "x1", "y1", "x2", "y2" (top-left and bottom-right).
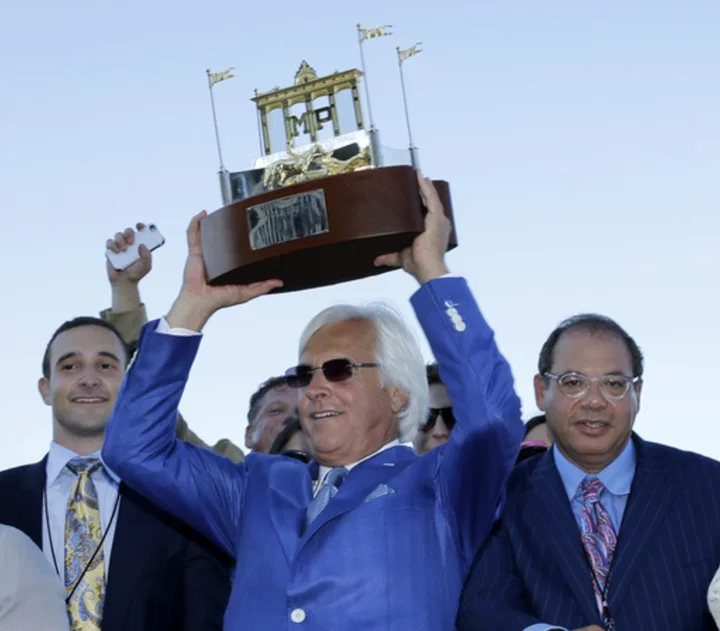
[
  {"x1": 285, "y1": 358, "x2": 379, "y2": 388},
  {"x1": 421, "y1": 407, "x2": 456, "y2": 433},
  {"x1": 544, "y1": 371, "x2": 640, "y2": 400}
]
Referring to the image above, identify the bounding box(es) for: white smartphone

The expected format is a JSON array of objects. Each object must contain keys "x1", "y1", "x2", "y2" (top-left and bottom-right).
[{"x1": 105, "y1": 223, "x2": 165, "y2": 271}]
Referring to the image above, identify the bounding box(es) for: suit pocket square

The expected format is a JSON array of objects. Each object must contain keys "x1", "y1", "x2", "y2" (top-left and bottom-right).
[{"x1": 364, "y1": 484, "x2": 396, "y2": 503}]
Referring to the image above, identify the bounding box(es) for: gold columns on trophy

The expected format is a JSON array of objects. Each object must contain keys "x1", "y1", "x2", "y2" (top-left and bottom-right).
[{"x1": 252, "y1": 61, "x2": 365, "y2": 154}]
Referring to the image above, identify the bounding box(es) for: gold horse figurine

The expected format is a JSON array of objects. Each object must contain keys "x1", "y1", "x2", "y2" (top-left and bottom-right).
[{"x1": 263, "y1": 143, "x2": 372, "y2": 190}]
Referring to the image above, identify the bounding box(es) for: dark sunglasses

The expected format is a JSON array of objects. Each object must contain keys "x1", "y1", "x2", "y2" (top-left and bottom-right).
[
  {"x1": 285, "y1": 358, "x2": 379, "y2": 388},
  {"x1": 421, "y1": 407, "x2": 456, "y2": 433}
]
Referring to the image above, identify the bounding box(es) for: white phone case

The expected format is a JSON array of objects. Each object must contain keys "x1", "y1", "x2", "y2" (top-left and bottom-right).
[{"x1": 105, "y1": 224, "x2": 165, "y2": 271}]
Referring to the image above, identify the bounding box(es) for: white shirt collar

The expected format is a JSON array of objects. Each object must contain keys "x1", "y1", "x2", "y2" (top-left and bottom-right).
[
  {"x1": 46, "y1": 441, "x2": 121, "y2": 486},
  {"x1": 317, "y1": 439, "x2": 401, "y2": 483}
]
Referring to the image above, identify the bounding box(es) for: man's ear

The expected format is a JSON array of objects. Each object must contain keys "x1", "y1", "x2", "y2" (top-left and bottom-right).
[
  {"x1": 38, "y1": 377, "x2": 51, "y2": 406},
  {"x1": 244, "y1": 424, "x2": 253, "y2": 450},
  {"x1": 533, "y1": 374, "x2": 547, "y2": 411},
  {"x1": 389, "y1": 387, "x2": 409, "y2": 415}
]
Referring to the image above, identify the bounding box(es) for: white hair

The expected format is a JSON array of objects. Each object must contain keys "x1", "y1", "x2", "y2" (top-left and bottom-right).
[{"x1": 298, "y1": 302, "x2": 428, "y2": 443}]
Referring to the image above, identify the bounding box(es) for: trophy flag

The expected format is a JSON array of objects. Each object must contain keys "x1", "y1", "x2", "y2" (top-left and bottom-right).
[
  {"x1": 358, "y1": 25, "x2": 392, "y2": 42},
  {"x1": 208, "y1": 67, "x2": 236, "y2": 87},
  {"x1": 206, "y1": 67, "x2": 236, "y2": 198},
  {"x1": 396, "y1": 44, "x2": 423, "y2": 168},
  {"x1": 356, "y1": 24, "x2": 392, "y2": 163},
  {"x1": 398, "y1": 42, "x2": 422, "y2": 63}
]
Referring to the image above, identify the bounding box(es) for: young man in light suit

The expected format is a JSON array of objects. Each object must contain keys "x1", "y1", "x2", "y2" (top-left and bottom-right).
[{"x1": 102, "y1": 172, "x2": 525, "y2": 630}]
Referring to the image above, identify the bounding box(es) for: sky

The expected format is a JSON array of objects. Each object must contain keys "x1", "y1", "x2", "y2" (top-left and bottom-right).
[{"x1": 0, "y1": 0, "x2": 718, "y2": 469}]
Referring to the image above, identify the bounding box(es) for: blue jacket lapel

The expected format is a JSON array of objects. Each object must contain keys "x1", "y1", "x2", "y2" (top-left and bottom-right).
[
  {"x1": 607, "y1": 435, "x2": 674, "y2": 613},
  {"x1": 102, "y1": 485, "x2": 164, "y2": 631},
  {"x1": 526, "y1": 451, "x2": 599, "y2": 623},
  {"x1": 268, "y1": 457, "x2": 315, "y2": 563},
  {"x1": 300, "y1": 446, "x2": 415, "y2": 545}
]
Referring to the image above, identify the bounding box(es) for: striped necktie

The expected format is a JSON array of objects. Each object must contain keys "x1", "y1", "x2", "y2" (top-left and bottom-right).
[
  {"x1": 305, "y1": 467, "x2": 348, "y2": 529},
  {"x1": 65, "y1": 457, "x2": 105, "y2": 630}
]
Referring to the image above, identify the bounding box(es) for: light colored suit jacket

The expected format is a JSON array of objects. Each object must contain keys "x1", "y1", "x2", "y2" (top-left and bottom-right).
[
  {"x1": 102, "y1": 277, "x2": 524, "y2": 630},
  {"x1": 100, "y1": 304, "x2": 244, "y2": 463},
  {"x1": 709, "y1": 564, "x2": 720, "y2": 627}
]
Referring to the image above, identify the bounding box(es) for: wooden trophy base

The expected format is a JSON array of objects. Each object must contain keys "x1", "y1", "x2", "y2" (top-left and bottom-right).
[{"x1": 200, "y1": 165, "x2": 457, "y2": 293}]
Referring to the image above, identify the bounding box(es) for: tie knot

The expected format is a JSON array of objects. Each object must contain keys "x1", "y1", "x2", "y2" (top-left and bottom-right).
[
  {"x1": 323, "y1": 467, "x2": 348, "y2": 488},
  {"x1": 66, "y1": 457, "x2": 102, "y2": 476},
  {"x1": 579, "y1": 476, "x2": 605, "y2": 502}
]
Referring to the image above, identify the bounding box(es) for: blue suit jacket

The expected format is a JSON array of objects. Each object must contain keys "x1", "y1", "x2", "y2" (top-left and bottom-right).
[
  {"x1": 457, "y1": 435, "x2": 720, "y2": 631},
  {"x1": 0, "y1": 458, "x2": 232, "y2": 631},
  {"x1": 102, "y1": 277, "x2": 524, "y2": 630}
]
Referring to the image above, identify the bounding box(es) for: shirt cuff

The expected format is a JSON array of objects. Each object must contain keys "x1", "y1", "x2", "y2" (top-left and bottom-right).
[
  {"x1": 156, "y1": 317, "x2": 202, "y2": 337},
  {"x1": 524, "y1": 625, "x2": 568, "y2": 631}
]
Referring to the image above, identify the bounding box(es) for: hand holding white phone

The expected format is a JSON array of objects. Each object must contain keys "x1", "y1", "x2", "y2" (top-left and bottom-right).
[{"x1": 105, "y1": 223, "x2": 165, "y2": 271}]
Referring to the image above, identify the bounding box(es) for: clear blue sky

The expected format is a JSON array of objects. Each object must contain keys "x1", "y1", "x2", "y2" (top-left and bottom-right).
[{"x1": 1, "y1": 0, "x2": 718, "y2": 468}]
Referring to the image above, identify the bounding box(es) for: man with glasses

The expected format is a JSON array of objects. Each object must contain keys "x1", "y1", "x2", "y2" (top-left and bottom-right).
[
  {"x1": 101, "y1": 172, "x2": 524, "y2": 630},
  {"x1": 414, "y1": 362, "x2": 456, "y2": 455},
  {"x1": 457, "y1": 314, "x2": 720, "y2": 631}
]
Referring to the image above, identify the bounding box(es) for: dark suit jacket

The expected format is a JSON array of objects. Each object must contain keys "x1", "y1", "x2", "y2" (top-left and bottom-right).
[
  {"x1": 0, "y1": 458, "x2": 232, "y2": 631},
  {"x1": 457, "y1": 435, "x2": 720, "y2": 631}
]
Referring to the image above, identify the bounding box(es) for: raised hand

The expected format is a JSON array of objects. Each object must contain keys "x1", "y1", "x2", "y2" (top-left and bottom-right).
[
  {"x1": 166, "y1": 211, "x2": 283, "y2": 331},
  {"x1": 373, "y1": 170, "x2": 452, "y2": 285},
  {"x1": 106, "y1": 223, "x2": 152, "y2": 312},
  {"x1": 106, "y1": 223, "x2": 152, "y2": 286}
]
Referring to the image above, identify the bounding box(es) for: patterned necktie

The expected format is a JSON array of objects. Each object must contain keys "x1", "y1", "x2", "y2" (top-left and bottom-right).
[
  {"x1": 305, "y1": 467, "x2": 349, "y2": 529},
  {"x1": 65, "y1": 457, "x2": 106, "y2": 630},
  {"x1": 579, "y1": 476, "x2": 618, "y2": 613}
]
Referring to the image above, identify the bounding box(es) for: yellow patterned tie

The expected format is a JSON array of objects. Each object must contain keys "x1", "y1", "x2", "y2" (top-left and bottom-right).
[{"x1": 65, "y1": 457, "x2": 105, "y2": 630}]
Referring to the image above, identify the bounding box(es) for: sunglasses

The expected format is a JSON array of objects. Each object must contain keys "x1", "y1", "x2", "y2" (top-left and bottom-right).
[
  {"x1": 285, "y1": 358, "x2": 379, "y2": 388},
  {"x1": 280, "y1": 450, "x2": 312, "y2": 464},
  {"x1": 421, "y1": 407, "x2": 456, "y2": 433}
]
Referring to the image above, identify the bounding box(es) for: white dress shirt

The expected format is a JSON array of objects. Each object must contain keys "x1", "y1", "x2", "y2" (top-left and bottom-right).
[
  {"x1": 0, "y1": 524, "x2": 70, "y2": 630},
  {"x1": 43, "y1": 442, "x2": 121, "y2": 577},
  {"x1": 314, "y1": 440, "x2": 401, "y2": 495}
]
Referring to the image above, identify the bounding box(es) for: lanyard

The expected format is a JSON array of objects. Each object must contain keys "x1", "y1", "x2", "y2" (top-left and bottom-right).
[
  {"x1": 580, "y1": 540, "x2": 616, "y2": 631},
  {"x1": 44, "y1": 485, "x2": 120, "y2": 603}
]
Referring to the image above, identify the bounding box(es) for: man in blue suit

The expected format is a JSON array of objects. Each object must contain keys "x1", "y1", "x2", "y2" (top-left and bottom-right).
[
  {"x1": 101, "y1": 172, "x2": 525, "y2": 630},
  {"x1": 457, "y1": 314, "x2": 720, "y2": 631},
  {"x1": 0, "y1": 316, "x2": 231, "y2": 631}
]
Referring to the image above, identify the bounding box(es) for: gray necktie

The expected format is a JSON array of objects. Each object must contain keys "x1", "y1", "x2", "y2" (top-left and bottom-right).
[{"x1": 305, "y1": 467, "x2": 348, "y2": 529}]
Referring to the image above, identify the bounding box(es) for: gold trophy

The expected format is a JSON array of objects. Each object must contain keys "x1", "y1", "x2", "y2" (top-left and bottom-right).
[{"x1": 201, "y1": 26, "x2": 456, "y2": 292}]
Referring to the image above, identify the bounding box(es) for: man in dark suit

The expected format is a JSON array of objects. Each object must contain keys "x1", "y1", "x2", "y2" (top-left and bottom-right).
[
  {"x1": 101, "y1": 173, "x2": 524, "y2": 630},
  {"x1": 0, "y1": 316, "x2": 231, "y2": 631},
  {"x1": 458, "y1": 314, "x2": 720, "y2": 631}
]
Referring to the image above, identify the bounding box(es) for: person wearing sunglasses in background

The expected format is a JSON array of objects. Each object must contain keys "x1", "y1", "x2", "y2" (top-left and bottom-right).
[
  {"x1": 268, "y1": 413, "x2": 312, "y2": 463},
  {"x1": 101, "y1": 173, "x2": 524, "y2": 630},
  {"x1": 414, "y1": 362, "x2": 456, "y2": 455},
  {"x1": 515, "y1": 414, "x2": 552, "y2": 465},
  {"x1": 458, "y1": 314, "x2": 720, "y2": 631}
]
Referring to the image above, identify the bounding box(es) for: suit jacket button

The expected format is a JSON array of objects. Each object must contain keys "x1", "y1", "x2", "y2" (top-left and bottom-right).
[
  {"x1": 291, "y1": 608, "x2": 306, "y2": 623},
  {"x1": 454, "y1": 321, "x2": 467, "y2": 332}
]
